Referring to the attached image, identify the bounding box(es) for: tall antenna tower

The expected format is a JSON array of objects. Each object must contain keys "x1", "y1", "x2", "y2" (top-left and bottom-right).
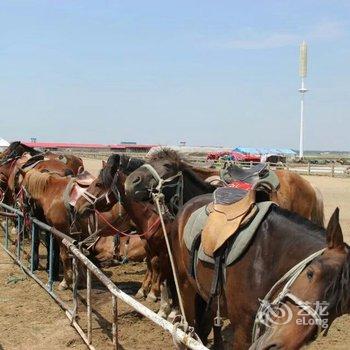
[{"x1": 298, "y1": 41, "x2": 308, "y2": 159}]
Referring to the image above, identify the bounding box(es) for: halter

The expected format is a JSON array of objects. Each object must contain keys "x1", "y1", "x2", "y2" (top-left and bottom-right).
[
  {"x1": 252, "y1": 248, "x2": 327, "y2": 342},
  {"x1": 139, "y1": 164, "x2": 183, "y2": 216},
  {"x1": 81, "y1": 189, "x2": 112, "y2": 207}
]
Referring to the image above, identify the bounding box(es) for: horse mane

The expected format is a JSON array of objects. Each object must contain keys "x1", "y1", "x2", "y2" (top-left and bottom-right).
[
  {"x1": 149, "y1": 148, "x2": 215, "y2": 193},
  {"x1": 324, "y1": 251, "x2": 350, "y2": 315},
  {"x1": 269, "y1": 204, "x2": 326, "y2": 241},
  {"x1": 148, "y1": 147, "x2": 185, "y2": 164},
  {"x1": 22, "y1": 170, "x2": 54, "y2": 199}
]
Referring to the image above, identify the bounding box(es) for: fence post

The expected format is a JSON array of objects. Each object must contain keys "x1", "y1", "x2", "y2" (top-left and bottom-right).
[
  {"x1": 87, "y1": 269, "x2": 92, "y2": 345},
  {"x1": 5, "y1": 215, "x2": 9, "y2": 250},
  {"x1": 48, "y1": 233, "x2": 54, "y2": 291},
  {"x1": 30, "y1": 223, "x2": 37, "y2": 273},
  {"x1": 307, "y1": 162, "x2": 311, "y2": 175},
  {"x1": 112, "y1": 295, "x2": 118, "y2": 350},
  {"x1": 267, "y1": 162, "x2": 270, "y2": 170},
  {"x1": 250, "y1": 161, "x2": 253, "y2": 168},
  {"x1": 16, "y1": 215, "x2": 21, "y2": 259},
  {"x1": 331, "y1": 163, "x2": 335, "y2": 177}
]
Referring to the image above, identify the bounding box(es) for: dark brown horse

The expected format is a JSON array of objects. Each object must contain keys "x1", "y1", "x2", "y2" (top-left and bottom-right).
[{"x1": 168, "y1": 196, "x2": 350, "y2": 349}]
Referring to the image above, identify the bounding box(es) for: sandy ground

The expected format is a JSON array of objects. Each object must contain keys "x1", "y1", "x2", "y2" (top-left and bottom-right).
[{"x1": 0, "y1": 158, "x2": 349, "y2": 349}]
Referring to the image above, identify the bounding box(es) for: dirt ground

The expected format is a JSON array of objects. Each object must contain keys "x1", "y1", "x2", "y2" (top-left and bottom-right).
[{"x1": 0, "y1": 158, "x2": 349, "y2": 349}]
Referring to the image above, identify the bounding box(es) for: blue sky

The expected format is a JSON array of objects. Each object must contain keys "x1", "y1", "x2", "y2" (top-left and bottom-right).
[{"x1": 0, "y1": 1, "x2": 349, "y2": 150}]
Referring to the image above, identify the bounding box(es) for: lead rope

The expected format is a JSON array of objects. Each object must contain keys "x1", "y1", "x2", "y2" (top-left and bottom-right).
[
  {"x1": 152, "y1": 192, "x2": 187, "y2": 325},
  {"x1": 152, "y1": 192, "x2": 202, "y2": 349}
]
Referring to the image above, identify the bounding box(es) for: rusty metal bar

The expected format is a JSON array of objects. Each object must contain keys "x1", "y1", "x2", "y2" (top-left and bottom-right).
[
  {"x1": 86, "y1": 268, "x2": 92, "y2": 345},
  {"x1": 47, "y1": 232, "x2": 54, "y2": 291},
  {"x1": 0, "y1": 211, "x2": 17, "y2": 217},
  {"x1": 30, "y1": 223, "x2": 36, "y2": 273},
  {"x1": 112, "y1": 295, "x2": 118, "y2": 350}
]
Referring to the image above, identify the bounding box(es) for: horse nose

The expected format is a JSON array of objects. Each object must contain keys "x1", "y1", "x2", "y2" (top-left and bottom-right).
[{"x1": 132, "y1": 176, "x2": 142, "y2": 185}]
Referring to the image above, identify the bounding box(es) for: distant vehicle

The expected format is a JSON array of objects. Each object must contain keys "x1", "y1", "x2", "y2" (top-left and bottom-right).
[{"x1": 207, "y1": 151, "x2": 260, "y2": 162}]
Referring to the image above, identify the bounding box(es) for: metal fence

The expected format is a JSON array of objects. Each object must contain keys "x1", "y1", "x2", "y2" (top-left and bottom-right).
[
  {"x1": 0, "y1": 202, "x2": 208, "y2": 350},
  {"x1": 77, "y1": 151, "x2": 350, "y2": 178}
]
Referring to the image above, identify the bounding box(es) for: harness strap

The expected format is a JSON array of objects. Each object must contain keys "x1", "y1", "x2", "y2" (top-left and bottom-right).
[{"x1": 252, "y1": 248, "x2": 326, "y2": 342}]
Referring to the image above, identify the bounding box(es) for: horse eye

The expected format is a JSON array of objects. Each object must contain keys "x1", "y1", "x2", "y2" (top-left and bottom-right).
[
  {"x1": 164, "y1": 163, "x2": 172, "y2": 169},
  {"x1": 95, "y1": 182, "x2": 102, "y2": 188},
  {"x1": 307, "y1": 270, "x2": 314, "y2": 280}
]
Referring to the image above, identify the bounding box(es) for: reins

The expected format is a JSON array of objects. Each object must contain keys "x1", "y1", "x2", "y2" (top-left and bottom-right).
[{"x1": 252, "y1": 248, "x2": 327, "y2": 342}]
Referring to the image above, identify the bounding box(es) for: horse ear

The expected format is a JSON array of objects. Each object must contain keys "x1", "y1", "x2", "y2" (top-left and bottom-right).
[
  {"x1": 326, "y1": 208, "x2": 344, "y2": 249},
  {"x1": 102, "y1": 160, "x2": 107, "y2": 168}
]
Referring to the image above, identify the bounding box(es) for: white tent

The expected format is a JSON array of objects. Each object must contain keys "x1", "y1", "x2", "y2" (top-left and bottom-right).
[{"x1": 0, "y1": 138, "x2": 10, "y2": 151}]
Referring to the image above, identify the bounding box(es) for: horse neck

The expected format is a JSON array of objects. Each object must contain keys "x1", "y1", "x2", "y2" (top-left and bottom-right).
[
  {"x1": 250, "y1": 206, "x2": 326, "y2": 290},
  {"x1": 181, "y1": 166, "x2": 215, "y2": 203}
]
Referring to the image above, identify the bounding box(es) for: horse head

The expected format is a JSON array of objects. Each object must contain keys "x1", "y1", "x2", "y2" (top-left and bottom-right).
[
  {"x1": 125, "y1": 148, "x2": 215, "y2": 213},
  {"x1": 75, "y1": 154, "x2": 144, "y2": 217},
  {"x1": 250, "y1": 208, "x2": 350, "y2": 350}
]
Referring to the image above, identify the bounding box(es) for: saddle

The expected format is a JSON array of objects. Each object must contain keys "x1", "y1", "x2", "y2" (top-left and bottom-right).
[
  {"x1": 202, "y1": 189, "x2": 258, "y2": 257},
  {"x1": 222, "y1": 163, "x2": 268, "y2": 184},
  {"x1": 75, "y1": 170, "x2": 95, "y2": 186},
  {"x1": 221, "y1": 163, "x2": 280, "y2": 192}
]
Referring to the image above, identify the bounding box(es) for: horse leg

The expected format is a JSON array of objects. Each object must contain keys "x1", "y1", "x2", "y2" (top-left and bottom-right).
[
  {"x1": 58, "y1": 244, "x2": 72, "y2": 290},
  {"x1": 157, "y1": 280, "x2": 172, "y2": 319},
  {"x1": 147, "y1": 255, "x2": 161, "y2": 302},
  {"x1": 195, "y1": 294, "x2": 216, "y2": 346},
  {"x1": 136, "y1": 255, "x2": 152, "y2": 299},
  {"x1": 31, "y1": 230, "x2": 40, "y2": 271}
]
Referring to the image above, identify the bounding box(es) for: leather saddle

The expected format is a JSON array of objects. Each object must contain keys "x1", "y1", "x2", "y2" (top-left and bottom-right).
[
  {"x1": 222, "y1": 163, "x2": 268, "y2": 185},
  {"x1": 75, "y1": 170, "x2": 95, "y2": 187},
  {"x1": 202, "y1": 189, "x2": 258, "y2": 257}
]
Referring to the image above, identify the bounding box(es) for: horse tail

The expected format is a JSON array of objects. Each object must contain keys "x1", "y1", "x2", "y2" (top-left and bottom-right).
[{"x1": 311, "y1": 185, "x2": 325, "y2": 227}]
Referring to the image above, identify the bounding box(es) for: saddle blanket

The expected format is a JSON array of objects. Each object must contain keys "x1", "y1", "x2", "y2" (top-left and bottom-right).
[{"x1": 184, "y1": 201, "x2": 273, "y2": 267}]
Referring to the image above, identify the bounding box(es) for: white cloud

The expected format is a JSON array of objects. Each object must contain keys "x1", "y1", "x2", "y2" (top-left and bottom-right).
[{"x1": 217, "y1": 21, "x2": 347, "y2": 50}]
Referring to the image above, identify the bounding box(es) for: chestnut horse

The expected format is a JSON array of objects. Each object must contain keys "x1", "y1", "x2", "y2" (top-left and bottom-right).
[
  {"x1": 20, "y1": 169, "x2": 143, "y2": 289},
  {"x1": 169, "y1": 198, "x2": 350, "y2": 349}
]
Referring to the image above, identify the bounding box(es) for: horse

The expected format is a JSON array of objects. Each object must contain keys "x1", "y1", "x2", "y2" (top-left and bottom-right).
[
  {"x1": 0, "y1": 141, "x2": 41, "y2": 161},
  {"x1": 124, "y1": 148, "x2": 324, "y2": 227},
  {"x1": 20, "y1": 168, "x2": 142, "y2": 289},
  {"x1": 168, "y1": 196, "x2": 350, "y2": 349}
]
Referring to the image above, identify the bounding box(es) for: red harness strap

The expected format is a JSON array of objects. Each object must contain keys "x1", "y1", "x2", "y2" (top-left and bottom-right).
[{"x1": 94, "y1": 209, "x2": 161, "y2": 238}]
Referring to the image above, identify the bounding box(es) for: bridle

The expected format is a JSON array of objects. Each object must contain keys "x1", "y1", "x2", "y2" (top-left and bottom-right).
[
  {"x1": 252, "y1": 248, "x2": 327, "y2": 342},
  {"x1": 138, "y1": 163, "x2": 184, "y2": 217}
]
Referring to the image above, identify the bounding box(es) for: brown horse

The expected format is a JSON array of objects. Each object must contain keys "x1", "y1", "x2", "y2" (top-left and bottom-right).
[
  {"x1": 20, "y1": 169, "x2": 142, "y2": 289},
  {"x1": 125, "y1": 149, "x2": 324, "y2": 226},
  {"x1": 168, "y1": 196, "x2": 350, "y2": 349},
  {"x1": 74, "y1": 154, "x2": 161, "y2": 300}
]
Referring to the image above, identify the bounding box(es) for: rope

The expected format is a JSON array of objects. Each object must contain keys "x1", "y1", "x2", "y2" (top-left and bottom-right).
[
  {"x1": 94, "y1": 209, "x2": 161, "y2": 238},
  {"x1": 153, "y1": 192, "x2": 188, "y2": 328}
]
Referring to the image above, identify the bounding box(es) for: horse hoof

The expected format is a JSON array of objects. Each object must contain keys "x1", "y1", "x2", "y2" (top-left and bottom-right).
[
  {"x1": 167, "y1": 308, "x2": 179, "y2": 323},
  {"x1": 157, "y1": 308, "x2": 168, "y2": 319},
  {"x1": 146, "y1": 291, "x2": 158, "y2": 302},
  {"x1": 135, "y1": 288, "x2": 146, "y2": 299},
  {"x1": 57, "y1": 280, "x2": 69, "y2": 291}
]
